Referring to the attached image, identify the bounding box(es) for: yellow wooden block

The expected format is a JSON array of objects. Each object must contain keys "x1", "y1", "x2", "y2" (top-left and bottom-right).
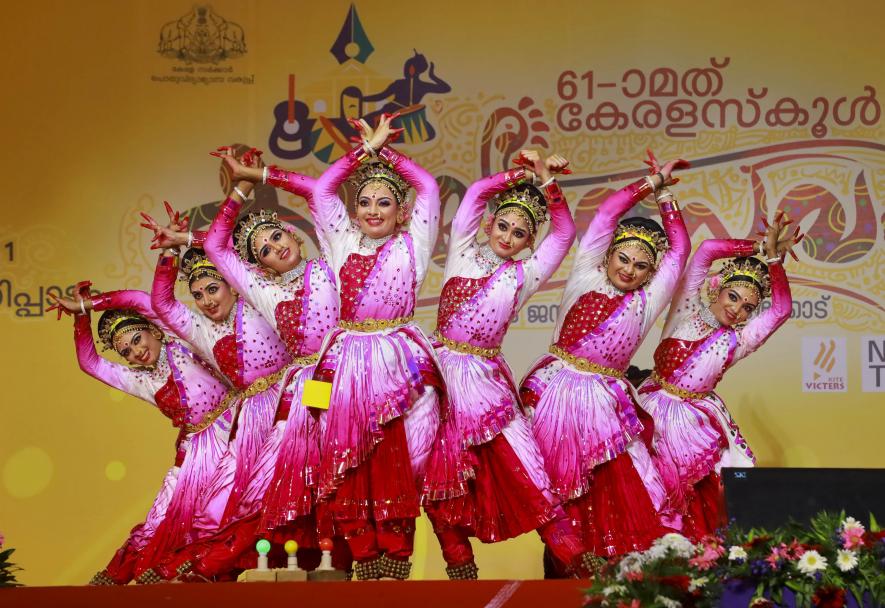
[{"x1": 301, "y1": 379, "x2": 332, "y2": 410}]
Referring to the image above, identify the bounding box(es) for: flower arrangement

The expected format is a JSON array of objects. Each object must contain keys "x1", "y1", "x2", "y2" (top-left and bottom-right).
[
  {"x1": 583, "y1": 512, "x2": 884, "y2": 608},
  {"x1": 0, "y1": 532, "x2": 22, "y2": 587}
]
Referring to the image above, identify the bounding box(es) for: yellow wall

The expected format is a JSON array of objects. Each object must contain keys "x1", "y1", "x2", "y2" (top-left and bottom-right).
[{"x1": 1, "y1": 0, "x2": 882, "y2": 585}]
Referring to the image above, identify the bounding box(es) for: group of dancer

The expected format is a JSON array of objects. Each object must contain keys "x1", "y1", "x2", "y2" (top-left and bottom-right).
[{"x1": 48, "y1": 113, "x2": 802, "y2": 583}]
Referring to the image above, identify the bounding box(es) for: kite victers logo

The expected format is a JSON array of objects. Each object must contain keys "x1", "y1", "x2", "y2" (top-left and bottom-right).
[
  {"x1": 802, "y1": 337, "x2": 847, "y2": 392},
  {"x1": 158, "y1": 5, "x2": 246, "y2": 64}
]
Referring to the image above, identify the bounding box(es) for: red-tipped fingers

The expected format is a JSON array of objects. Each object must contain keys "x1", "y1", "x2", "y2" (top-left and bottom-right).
[
  {"x1": 761, "y1": 216, "x2": 771, "y2": 229},
  {"x1": 139, "y1": 222, "x2": 156, "y2": 231},
  {"x1": 672, "y1": 159, "x2": 691, "y2": 170},
  {"x1": 670, "y1": 177, "x2": 680, "y2": 185},
  {"x1": 390, "y1": 111, "x2": 402, "y2": 121},
  {"x1": 789, "y1": 248, "x2": 800, "y2": 262},
  {"x1": 755, "y1": 231, "x2": 767, "y2": 238},
  {"x1": 209, "y1": 151, "x2": 224, "y2": 158}
]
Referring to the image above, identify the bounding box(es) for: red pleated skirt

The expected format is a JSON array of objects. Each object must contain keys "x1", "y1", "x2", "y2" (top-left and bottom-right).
[
  {"x1": 424, "y1": 434, "x2": 556, "y2": 543},
  {"x1": 318, "y1": 417, "x2": 420, "y2": 536},
  {"x1": 562, "y1": 451, "x2": 666, "y2": 557},
  {"x1": 682, "y1": 472, "x2": 726, "y2": 541}
]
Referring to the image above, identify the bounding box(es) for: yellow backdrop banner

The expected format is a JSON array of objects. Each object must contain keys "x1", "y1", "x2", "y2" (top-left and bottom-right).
[{"x1": 1, "y1": 0, "x2": 882, "y2": 585}]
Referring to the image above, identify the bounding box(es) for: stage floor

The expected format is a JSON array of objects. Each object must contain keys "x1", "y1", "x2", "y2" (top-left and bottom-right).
[{"x1": 1, "y1": 579, "x2": 587, "y2": 608}]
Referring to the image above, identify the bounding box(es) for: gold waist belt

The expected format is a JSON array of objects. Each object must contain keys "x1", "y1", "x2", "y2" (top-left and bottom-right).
[
  {"x1": 651, "y1": 371, "x2": 709, "y2": 400},
  {"x1": 549, "y1": 345, "x2": 625, "y2": 379},
  {"x1": 293, "y1": 353, "x2": 320, "y2": 366},
  {"x1": 186, "y1": 367, "x2": 288, "y2": 434},
  {"x1": 435, "y1": 332, "x2": 501, "y2": 358},
  {"x1": 338, "y1": 315, "x2": 413, "y2": 332}
]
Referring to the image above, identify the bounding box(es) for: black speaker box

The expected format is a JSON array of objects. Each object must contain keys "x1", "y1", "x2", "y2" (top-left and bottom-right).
[{"x1": 723, "y1": 467, "x2": 884, "y2": 529}]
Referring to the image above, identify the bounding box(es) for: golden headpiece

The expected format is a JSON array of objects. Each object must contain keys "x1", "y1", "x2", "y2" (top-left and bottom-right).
[
  {"x1": 610, "y1": 223, "x2": 669, "y2": 266},
  {"x1": 493, "y1": 186, "x2": 548, "y2": 235},
  {"x1": 717, "y1": 257, "x2": 771, "y2": 300},
  {"x1": 234, "y1": 209, "x2": 285, "y2": 263},
  {"x1": 97, "y1": 309, "x2": 152, "y2": 352},
  {"x1": 349, "y1": 162, "x2": 410, "y2": 205},
  {"x1": 179, "y1": 248, "x2": 225, "y2": 285}
]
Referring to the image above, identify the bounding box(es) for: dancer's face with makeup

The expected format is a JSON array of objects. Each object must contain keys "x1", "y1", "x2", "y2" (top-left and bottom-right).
[{"x1": 356, "y1": 182, "x2": 399, "y2": 239}]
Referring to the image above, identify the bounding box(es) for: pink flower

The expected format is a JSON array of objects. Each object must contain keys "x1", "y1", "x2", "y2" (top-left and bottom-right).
[
  {"x1": 624, "y1": 571, "x2": 644, "y2": 582},
  {"x1": 690, "y1": 546, "x2": 722, "y2": 571},
  {"x1": 842, "y1": 528, "x2": 865, "y2": 550}
]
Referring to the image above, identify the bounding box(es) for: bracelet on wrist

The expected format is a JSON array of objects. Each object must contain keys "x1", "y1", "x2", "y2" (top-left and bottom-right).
[
  {"x1": 79, "y1": 299, "x2": 87, "y2": 315},
  {"x1": 233, "y1": 186, "x2": 249, "y2": 201},
  {"x1": 766, "y1": 256, "x2": 782, "y2": 265},
  {"x1": 540, "y1": 176, "x2": 556, "y2": 189},
  {"x1": 262, "y1": 166, "x2": 269, "y2": 184}
]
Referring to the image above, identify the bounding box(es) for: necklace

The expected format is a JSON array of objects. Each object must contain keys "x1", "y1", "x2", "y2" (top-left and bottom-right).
[
  {"x1": 476, "y1": 244, "x2": 505, "y2": 273},
  {"x1": 699, "y1": 305, "x2": 721, "y2": 328},
  {"x1": 278, "y1": 260, "x2": 307, "y2": 284},
  {"x1": 360, "y1": 233, "x2": 394, "y2": 250}
]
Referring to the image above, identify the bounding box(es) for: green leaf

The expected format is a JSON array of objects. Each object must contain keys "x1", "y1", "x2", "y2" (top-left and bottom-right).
[{"x1": 869, "y1": 512, "x2": 880, "y2": 532}]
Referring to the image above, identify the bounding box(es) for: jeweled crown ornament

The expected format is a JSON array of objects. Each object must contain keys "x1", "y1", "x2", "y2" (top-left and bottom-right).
[
  {"x1": 349, "y1": 161, "x2": 410, "y2": 204},
  {"x1": 234, "y1": 209, "x2": 284, "y2": 263},
  {"x1": 179, "y1": 249, "x2": 225, "y2": 284},
  {"x1": 97, "y1": 309, "x2": 151, "y2": 352},
  {"x1": 718, "y1": 257, "x2": 771, "y2": 299},
  {"x1": 493, "y1": 186, "x2": 548, "y2": 235},
  {"x1": 611, "y1": 223, "x2": 669, "y2": 265}
]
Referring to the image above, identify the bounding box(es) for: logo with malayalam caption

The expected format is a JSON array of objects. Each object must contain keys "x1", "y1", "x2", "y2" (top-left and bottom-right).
[
  {"x1": 802, "y1": 337, "x2": 847, "y2": 392},
  {"x1": 151, "y1": 5, "x2": 254, "y2": 86},
  {"x1": 158, "y1": 5, "x2": 246, "y2": 64}
]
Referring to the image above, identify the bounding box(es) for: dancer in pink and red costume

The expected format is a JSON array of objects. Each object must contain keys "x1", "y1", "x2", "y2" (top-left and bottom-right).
[
  {"x1": 136, "y1": 242, "x2": 292, "y2": 582},
  {"x1": 312, "y1": 115, "x2": 442, "y2": 579},
  {"x1": 48, "y1": 287, "x2": 234, "y2": 585},
  {"x1": 636, "y1": 211, "x2": 800, "y2": 539},
  {"x1": 519, "y1": 153, "x2": 691, "y2": 571},
  {"x1": 145, "y1": 149, "x2": 345, "y2": 579},
  {"x1": 422, "y1": 150, "x2": 595, "y2": 578}
]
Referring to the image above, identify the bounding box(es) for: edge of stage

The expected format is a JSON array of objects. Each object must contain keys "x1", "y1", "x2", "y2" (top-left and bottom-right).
[{"x1": 0, "y1": 579, "x2": 586, "y2": 608}]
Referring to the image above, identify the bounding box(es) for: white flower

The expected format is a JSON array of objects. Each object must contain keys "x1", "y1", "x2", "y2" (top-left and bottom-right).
[
  {"x1": 841, "y1": 516, "x2": 865, "y2": 533},
  {"x1": 728, "y1": 545, "x2": 748, "y2": 561},
  {"x1": 796, "y1": 550, "x2": 828, "y2": 577},
  {"x1": 644, "y1": 542, "x2": 669, "y2": 561},
  {"x1": 653, "y1": 533, "x2": 695, "y2": 558},
  {"x1": 836, "y1": 549, "x2": 858, "y2": 572},
  {"x1": 602, "y1": 584, "x2": 627, "y2": 597},
  {"x1": 688, "y1": 577, "x2": 709, "y2": 592},
  {"x1": 616, "y1": 552, "x2": 644, "y2": 580},
  {"x1": 655, "y1": 595, "x2": 682, "y2": 608}
]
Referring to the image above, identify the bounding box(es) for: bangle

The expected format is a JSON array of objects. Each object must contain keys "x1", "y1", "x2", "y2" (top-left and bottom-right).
[
  {"x1": 766, "y1": 256, "x2": 782, "y2": 264},
  {"x1": 362, "y1": 138, "x2": 376, "y2": 156},
  {"x1": 540, "y1": 176, "x2": 556, "y2": 189},
  {"x1": 643, "y1": 175, "x2": 655, "y2": 191},
  {"x1": 233, "y1": 186, "x2": 248, "y2": 201},
  {"x1": 654, "y1": 172, "x2": 664, "y2": 188},
  {"x1": 186, "y1": 231, "x2": 194, "y2": 248},
  {"x1": 654, "y1": 187, "x2": 673, "y2": 202},
  {"x1": 79, "y1": 299, "x2": 87, "y2": 315},
  {"x1": 262, "y1": 166, "x2": 269, "y2": 184}
]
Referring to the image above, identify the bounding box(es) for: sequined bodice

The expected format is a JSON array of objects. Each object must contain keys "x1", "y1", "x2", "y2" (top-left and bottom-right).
[
  {"x1": 275, "y1": 295, "x2": 306, "y2": 357},
  {"x1": 653, "y1": 338, "x2": 701, "y2": 378},
  {"x1": 339, "y1": 252, "x2": 378, "y2": 321},
  {"x1": 652, "y1": 327, "x2": 735, "y2": 393},
  {"x1": 556, "y1": 291, "x2": 625, "y2": 350},
  {"x1": 436, "y1": 276, "x2": 487, "y2": 331},
  {"x1": 212, "y1": 334, "x2": 241, "y2": 388},
  {"x1": 154, "y1": 374, "x2": 185, "y2": 427},
  {"x1": 151, "y1": 342, "x2": 231, "y2": 428}
]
